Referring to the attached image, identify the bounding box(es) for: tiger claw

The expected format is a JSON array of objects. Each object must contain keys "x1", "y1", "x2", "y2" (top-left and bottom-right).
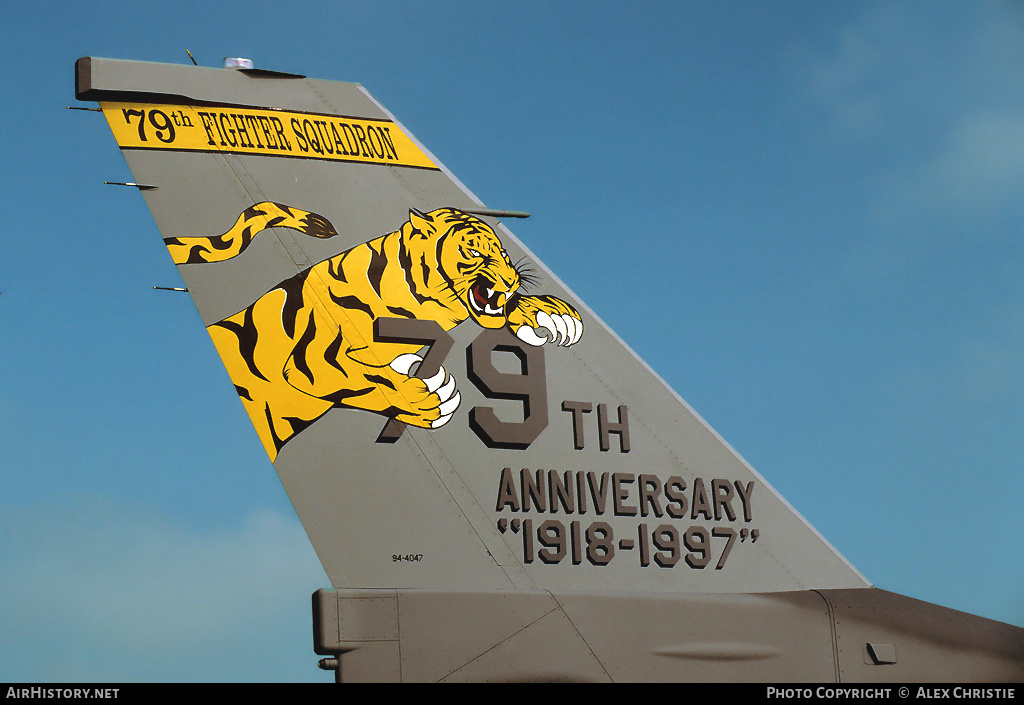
[
  {"x1": 557, "y1": 313, "x2": 582, "y2": 345},
  {"x1": 438, "y1": 390, "x2": 460, "y2": 417},
  {"x1": 516, "y1": 325, "x2": 547, "y2": 347},
  {"x1": 536, "y1": 312, "x2": 563, "y2": 345},
  {"x1": 436, "y1": 373, "x2": 456, "y2": 402},
  {"x1": 424, "y1": 366, "x2": 446, "y2": 393},
  {"x1": 390, "y1": 353, "x2": 423, "y2": 376},
  {"x1": 565, "y1": 314, "x2": 583, "y2": 345},
  {"x1": 431, "y1": 390, "x2": 460, "y2": 428},
  {"x1": 523, "y1": 312, "x2": 583, "y2": 347}
]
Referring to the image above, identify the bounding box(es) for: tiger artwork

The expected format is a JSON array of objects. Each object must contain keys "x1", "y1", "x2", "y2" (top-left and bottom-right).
[{"x1": 164, "y1": 202, "x2": 584, "y2": 460}]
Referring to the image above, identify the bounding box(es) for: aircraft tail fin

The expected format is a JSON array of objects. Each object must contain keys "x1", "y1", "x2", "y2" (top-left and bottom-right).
[{"x1": 78, "y1": 56, "x2": 869, "y2": 595}]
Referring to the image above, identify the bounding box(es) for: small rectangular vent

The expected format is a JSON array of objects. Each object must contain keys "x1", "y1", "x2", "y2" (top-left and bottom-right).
[{"x1": 865, "y1": 642, "x2": 897, "y2": 665}]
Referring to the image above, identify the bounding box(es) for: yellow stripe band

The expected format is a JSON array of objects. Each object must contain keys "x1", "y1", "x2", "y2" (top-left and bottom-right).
[{"x1": 100, "y1": 101, "x2": 438, "y2": 169}]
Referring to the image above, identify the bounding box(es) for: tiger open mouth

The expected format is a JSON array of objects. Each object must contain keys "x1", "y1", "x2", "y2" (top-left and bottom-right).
[{"x1": 468, "y1": 277, "x2": 508, "y2": 318}]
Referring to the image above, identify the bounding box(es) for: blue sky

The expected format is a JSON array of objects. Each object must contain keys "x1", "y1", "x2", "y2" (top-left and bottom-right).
[{"x1": 2, "y1": 0, "x2": 1023, "y2": 682}]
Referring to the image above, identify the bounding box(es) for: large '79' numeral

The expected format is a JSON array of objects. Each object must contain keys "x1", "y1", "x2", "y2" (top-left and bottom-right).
[
  {"x1": 372, "y1": 320, "x2": 548, "y2": 448},
  {"x1": 373, "y1": 318, "x2": 454, "y2": 443},
  {"x1": 467, "y1": 328, "x2": 547, "y2": 450}
]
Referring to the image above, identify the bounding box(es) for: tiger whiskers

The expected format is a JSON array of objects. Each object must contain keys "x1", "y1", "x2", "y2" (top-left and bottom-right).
[{"x1": 514, "y1": 258, "x2": 540, "y2": 292}]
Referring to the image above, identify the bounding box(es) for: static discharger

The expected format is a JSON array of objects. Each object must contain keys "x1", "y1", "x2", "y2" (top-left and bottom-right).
[
  {"x1": 460, "y1": 208, "x2": 530, "y2": 219},
  {"x1": 104, "y1": 181, "x2": 158, "y2": 190}
]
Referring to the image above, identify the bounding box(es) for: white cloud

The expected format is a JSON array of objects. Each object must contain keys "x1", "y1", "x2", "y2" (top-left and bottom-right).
[
  {"x1": 875, "y1": 110, "x2": 1024, "y2": 230},
  {"x1": 806, "y1": 22, "x2": 886, "y2": 133},
  {"x1": 792, "y1": 3, "x2": 910, "y2": 137},
  {"x1": 0, "y1": 499, "x2": 329, "y2": 681}
]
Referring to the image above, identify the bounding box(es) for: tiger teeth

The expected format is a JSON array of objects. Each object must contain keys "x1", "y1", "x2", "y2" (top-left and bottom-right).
[{"x1": 469, "y1": 283, "x2": 506, "y2": 316}]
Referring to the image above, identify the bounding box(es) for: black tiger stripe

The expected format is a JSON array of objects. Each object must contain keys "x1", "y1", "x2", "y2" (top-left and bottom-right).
[
  {"x1": 186, "y1": 245, "x2": 210, "y2": 264},
  {"x1": 407, "y1": 252, "x2": 432, "y2": 305},
  {"x1": 434, "y1": 232, "x2": 458, "y2": 292},
  {"x1": 386, "y1": 305, "x2": 415, "y2": 318},
  {"x1": 201, "y1": 234, "x2": 231, "y2": 252},
  {"x1": 234, "y1": 228, "x2": 252, "y2": 250},
  {"x1": 289, "y1": 312, "x2": 319, "y2": 386},
  {"x1": 328, "y1": 252, "x2": 349, "y2": 283},
  {"x1": 367, "y1": 242, "x2": 387, "y2": 297},
  {"x1": 302, "y1": 213, "x2": 339, "y2": 239},
  {"x1": 323, "y1": 331, "x2": 350, "y2": 376},
  {"x1": 365, "y1": 374, "x2": 397, "y2": 391},
  {"x1": 266, "y1": 406, "x2": 331, "y2": 455},
  {"x1": 322, "y1": 386, "x2": 376, "y2": 406},
  {"x1": 265, "y1": 402, "x2": 286, "y2": 453},
  {"x1": 282, "y1": 414, "x2": 324, "y2": 444},
  {"x1": 278, "y1": 269, "x2": 311, "y2": 339},
  {"x1": 397, "y1": 234, "x2": 419, "y2": 293},
  {"x1": 214, "y1": 307, "x2": 269, "y2": 382},
  {"x1": 419, "y1": 253, "x2": 431, "y2": 286},
  {"x1": 408, "y1": 254, "x2": 448, "y2": 308},
  {"x1": 329, "y1": 293, "x2": 375, "y2": 320}
]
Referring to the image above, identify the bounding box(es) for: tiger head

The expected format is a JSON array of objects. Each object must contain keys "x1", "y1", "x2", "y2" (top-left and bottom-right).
[{"x1": 403, "y1": 208, "x2": 524, "y2": 329}]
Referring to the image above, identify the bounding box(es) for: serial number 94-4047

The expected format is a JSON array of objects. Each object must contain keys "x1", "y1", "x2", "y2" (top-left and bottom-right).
[
  {"x1": 392, "y1": 554, "x2": 424, "y2": 562},
  {"x1": 497, "y1": 518, "x2": 759, "y2": 570}
]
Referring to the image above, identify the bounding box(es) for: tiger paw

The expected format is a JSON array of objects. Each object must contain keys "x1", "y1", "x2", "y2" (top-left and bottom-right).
[
  {"x1": 389, "y1": 354, "x2": 461, "y2": 428},
  {"x1": 508, "y1": 295, "x2": 584, "y2": 347}
]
